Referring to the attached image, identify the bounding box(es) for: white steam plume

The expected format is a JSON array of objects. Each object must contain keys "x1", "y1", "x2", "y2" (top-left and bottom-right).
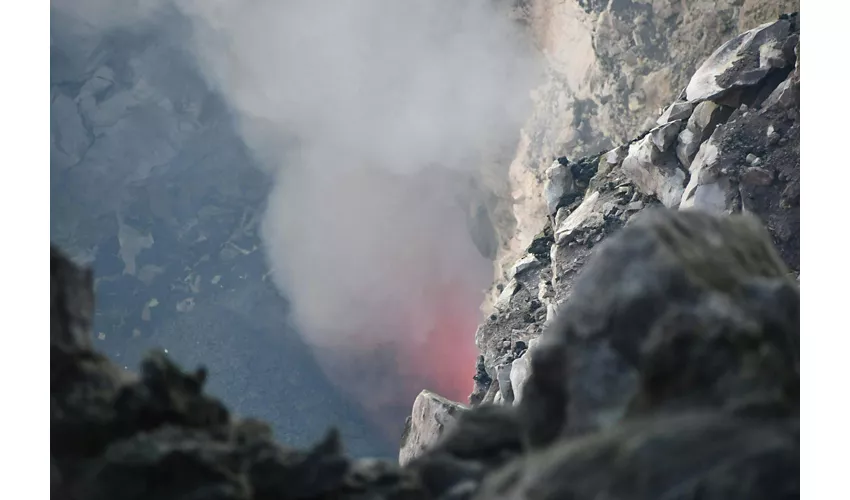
[{"x1": 56, "y1": 0, "x2": 541, "y2": 434}]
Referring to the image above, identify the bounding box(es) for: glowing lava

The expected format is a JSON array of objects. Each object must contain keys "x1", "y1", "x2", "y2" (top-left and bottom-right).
[{"x1": 310, "y1": 282, "x2": 481, "y2": 443}]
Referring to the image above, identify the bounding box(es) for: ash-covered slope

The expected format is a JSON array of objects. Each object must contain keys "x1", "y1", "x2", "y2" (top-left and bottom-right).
[
  {"x1": 470, "y1": 12, "x2": 800, "y2": 411},
  {"x1": 50, "y1": 5, "x2": 390, "y2": 455},
  {"x1": 51, "y1": 206, "x2": 799, "y2": 499}
]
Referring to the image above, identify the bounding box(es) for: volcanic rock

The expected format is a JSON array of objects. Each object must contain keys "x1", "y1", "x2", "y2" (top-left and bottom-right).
[
  {"x1": 621, "y1": 135, "x2": 687, "y2": 208},
  {"x1": 685, "y1": 18, "x2": 793, "y2": 102},
  {"x1": 399, "y1": 391, "x2": 468, "y2": 467},
  {"x1": 51, "y1": 246, "x2": 429, "y2": 500}
]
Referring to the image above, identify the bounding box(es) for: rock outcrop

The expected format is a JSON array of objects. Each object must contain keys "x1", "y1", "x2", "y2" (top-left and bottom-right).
[
  {"x1": 485, "y1": 0, "x2": 800, "y2": 304},
  {"x1": 52, "y1": 203, "x2": 800, "y2": 498},
  {"x1": 472, "y1": 12, "x2": 799, "y2": 410},
  {"x1": 399, "y1": 391, "x2": 468, "y2": 467},
  {"x1": 51, "y1": 246, "x2": 427, "y2": 500}
]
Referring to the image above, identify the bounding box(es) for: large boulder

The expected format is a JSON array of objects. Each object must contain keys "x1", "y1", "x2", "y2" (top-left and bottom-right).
[
  {"x1": 518, "y1": 209, "x2": 798, "y2": 447},
  {"x1": 685, "y1": 18, "x2": 794, "y2": 103},
  {"x1": 475, "y1": 412, "x2": 798, "y2": 500},
  {"x1": 399, "y1": 390, "x2": 468, "y2": 467}
]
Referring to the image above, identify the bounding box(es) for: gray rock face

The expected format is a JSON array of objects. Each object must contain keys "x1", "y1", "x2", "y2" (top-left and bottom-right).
[
  {"x1": 649, "y1": 119, "x2": 684, "y2": 152},
  {"x1": 676, "y1": 101, "x2": 734, "y2": 167},
  {"x1": 509, "y1": 337, "x2": 539, "y2": 404},
  {"x1": 656, "y1": 101, "x2": 695, "y2": 126},
  {"x1": 399, "y1": 390, "x2": 468, "y2": 467},
  {"x1": 474, "y1": 413, "x2": 798, "y2": 500},
  {"x1": 543, "y1": 160, "x2": 575, "y2": 215},
  {"x1": 473, "y1": 13, "x2": 799, "y2": 417},
  {"x1": 621, "y1": 135, "x2": 687, "y2": 208},
  {"x1": 411, "y1": 209, "x2": 798, "y2": 500},
  {"x1": 685, "y1": 18, "x2": 793, "y2": 102},
  {"x1": 519, "y1": 209, "x2": 797, "y2": 444}
]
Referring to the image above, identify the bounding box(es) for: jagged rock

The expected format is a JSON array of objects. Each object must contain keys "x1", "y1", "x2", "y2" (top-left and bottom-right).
[
  {"x1": 742, "y1": 166, "x2": 774, "y2": 186},
  {"x1": 475, "y1": 412, "x2": 799, "y2": 500},
  {"x1": 543, "y1": 160, "x2": 575, "y2": 215},
  {"x1": 656, "y1": 100, "x2": 694, "y2": 126},
  {"x1": 679, "y1": 131, "x2": 734, "y2": 214},
  {"x1": 486, "y1": 1, "x2": 800, "y2": 289},
  {"x1": 493, "y1": 279, "x2": 519, "y2": 310},
  {"x1": 470, "y1": 355, "x2": 492, "y2": 407},
  {"x1": 621, "y1": 135, "x2": 687, "y2": 208},
  {"x1": 554, "y1": 191, "x2": 604, "y2": 244},
  {"x1": 495, "y1": 362, "x2": 515, "y2": 404},
  {"x1": 509, "y1": 338, "x2": 540, "y2": 404},
  {"x1": 399, "y1": 390, "x2": 468, "y2": 467},
  {"x1": 51, "y1": 246, "x2": 428, "y2": 500},
  {"x1": 408, "y1": 405, "x2": 524, "y2": 498},
  {"x1": 509, "y1": 254, "x2": 541, "y2": 279},
  {"x1": 604, "y1": 145, "x2": 627, "y2": 166},
  {"x1": 676, "y1": 100, "x2": 734, "y2": 167},
  {"x1": 649, "y1": 120, "x2": 684, "y2": 152},
  {"x1": 518, "y1": 209, "x2": 798, "y2": 447},
  {"x1": 685, "y1": 19, "x2": 792, "y2": 103}
]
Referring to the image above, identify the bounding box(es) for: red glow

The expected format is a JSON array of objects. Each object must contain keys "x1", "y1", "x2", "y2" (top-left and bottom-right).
[
  {"x1": 311, "y1": 282, "x2": 480, "y2": 443},
  {"x1": 399, "y1": 285, "x2": 479, "y2": 403}
]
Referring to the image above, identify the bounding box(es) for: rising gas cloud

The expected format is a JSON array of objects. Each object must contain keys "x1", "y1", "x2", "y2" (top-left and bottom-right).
[{"x1": 56, "y1": 0, "x2": 540, "y2": 438}]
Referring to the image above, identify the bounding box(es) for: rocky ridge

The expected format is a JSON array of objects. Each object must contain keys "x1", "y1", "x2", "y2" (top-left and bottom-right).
[
  {"x1": 469, "y1": 12, "x2": 800, "y2": 413},
  {"x1": 486, "y1": 0, "x2": 799, "y2": 301},
  {"x1": 52, "y1": 205, "x2": 799, "y2": 499}
]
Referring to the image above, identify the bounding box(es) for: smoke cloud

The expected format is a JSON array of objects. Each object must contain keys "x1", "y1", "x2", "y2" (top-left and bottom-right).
[{"x1": 55, "y1": 0, "x2": 540, "y2": 438}]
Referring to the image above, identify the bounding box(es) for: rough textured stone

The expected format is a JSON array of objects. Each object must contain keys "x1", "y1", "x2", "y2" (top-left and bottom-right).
[
  {"x1": 685, "y1": 19, "x2": 793, "y2": 102},
  {"x1": 509, "y1": 338, "x2": 540, "y2": 404},
  {"x1": 484, "y1": 0, "x2": 800, "y2": 300},
  {"x1": 51, "y1": 246, "x2": 428, "y2": 499},
  {"x1": 518, "y1": 209, "x2": 798, "y2": 447},
  {"x1": 399, "y1": 391, "x2": 468, "y2": 467},
  {"x1": 475, "y1": 413, "x2": 799, "y2": 500},
  {"x1": 656, "y1": 100, "x2": 694, "y2": 126},
  {"x1": 543, "y1": 160, "x2": 575, "y2": 215},
  {"x1": 554, "y1": 191, "x2": 604, "y2": 244},
  {"x1": 621, "y1": 135, "x2": 687, "y2": 208},
  {"x1": 649, "y1": 119, "x2": 685, "y2": 152},
  {"x1": 676, "y1": 101, "x2": 734, "y2": 167}
]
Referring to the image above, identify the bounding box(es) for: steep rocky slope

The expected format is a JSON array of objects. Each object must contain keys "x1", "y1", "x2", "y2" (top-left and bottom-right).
[
  {"x1": 486, "y1": 0, "x2": 799, "y2": 299},
  {"x1": 52, "y1": 205, "x2": 799, "y2": 499},
  {"x1": 468, "y1": 12, "x2": 800, "y2": 412}
]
